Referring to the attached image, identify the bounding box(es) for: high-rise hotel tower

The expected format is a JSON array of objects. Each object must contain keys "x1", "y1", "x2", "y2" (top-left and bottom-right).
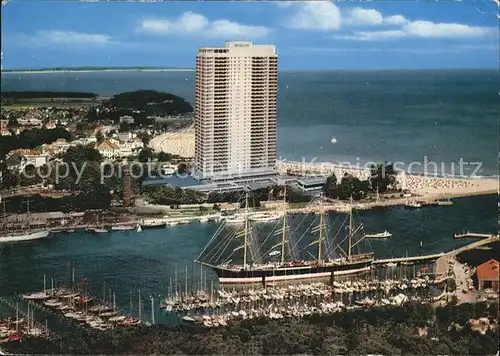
[{"x1": 194, "y1": 41, "x2": 278, "y2": 181}]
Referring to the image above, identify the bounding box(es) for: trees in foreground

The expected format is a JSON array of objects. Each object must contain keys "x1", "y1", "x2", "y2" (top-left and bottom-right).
[{"x1": 4, "y1": 302, "x2": 498, "y2": 355}]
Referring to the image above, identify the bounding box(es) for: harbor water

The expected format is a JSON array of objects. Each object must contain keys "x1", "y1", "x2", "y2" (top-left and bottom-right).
[{"x1": 0, "y1": 194, "x2": 497, "y2": 324}]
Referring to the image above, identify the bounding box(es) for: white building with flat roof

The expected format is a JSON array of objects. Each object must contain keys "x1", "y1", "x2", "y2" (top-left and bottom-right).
[{"x1": 194, "y1": 41, "x2": 278, "y2": 182}]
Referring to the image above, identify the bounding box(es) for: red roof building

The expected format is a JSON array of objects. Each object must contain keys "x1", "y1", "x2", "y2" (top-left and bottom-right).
[{"x1": 476, "y1": 259, "x2": 499, "y2": 292}]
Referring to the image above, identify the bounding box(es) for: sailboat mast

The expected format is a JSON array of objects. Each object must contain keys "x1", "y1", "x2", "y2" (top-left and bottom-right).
[
  {"x1": 348, "y1": 203, "x2": 353, "y2": 259},
  {"x1": 281, "y1": 187, "x2": 287, "y2": 265},
  {"x1": 318, "y1": 196, "x2": 324, "y2": 263},
  {"x1": 243, "y1": 191, "x2": 249, "y2": 268}
]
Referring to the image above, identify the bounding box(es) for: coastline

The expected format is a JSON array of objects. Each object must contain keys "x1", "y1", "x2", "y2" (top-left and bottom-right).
[
  {"x1": 148, "y1": 129, "x2": 498, "y2": 201},
  {"x1": 2, "y1": 69, "x2": 195, "y2": 75}
]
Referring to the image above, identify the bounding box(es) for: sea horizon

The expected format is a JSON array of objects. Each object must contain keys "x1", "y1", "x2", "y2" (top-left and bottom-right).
[{"x1": 1, "y1": 67, "x2": 497, "y2": 75}]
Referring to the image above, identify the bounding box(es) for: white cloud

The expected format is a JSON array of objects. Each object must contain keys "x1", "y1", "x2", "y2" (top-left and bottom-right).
[
  {"x1": 36, "y1": 30, "x2": 113, "y2": 44},
  {"x1": 343, "y1": 8, "x2": 384, "y2": 26},
  {"x1": 384, "y1": 15, "x2": 408, "y2": 26},
  {"x1": 336, "y1": 30, "x2": 407, "y2": 41},
  {"x1": 280, "y1": 1, "x2": 495, "y2": 41},
  {"x1": 284, "y1": 1, "x2": 341, "y2": 30},
  {"x1": 138, "y1": 12, "x2": 269, "y2": 39},
  {"x1": 337, "y1": 21, "x2": 496, "y2": 41},
  {"x1": 403, "y1": 20, "x2": 496, "y2": 38}
]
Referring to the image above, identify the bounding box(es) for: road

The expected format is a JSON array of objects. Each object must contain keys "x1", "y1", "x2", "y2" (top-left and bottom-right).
[{"x1": 453, "y1": 258, "x2": 476, "y2": 304}]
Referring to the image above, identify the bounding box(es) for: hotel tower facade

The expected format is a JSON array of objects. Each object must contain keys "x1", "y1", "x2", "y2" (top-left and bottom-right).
[{"x1": 194, "y1": 41, "x2": 278, "y2": 181}]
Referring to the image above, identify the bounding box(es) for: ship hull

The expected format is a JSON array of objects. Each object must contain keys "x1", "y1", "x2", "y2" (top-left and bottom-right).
[
  {"x1": 0, "y1": 230, "x2": 50, "y2": 244},
  {"x1": 212, "y1": 260, "x2": 373, "y2": 285}
]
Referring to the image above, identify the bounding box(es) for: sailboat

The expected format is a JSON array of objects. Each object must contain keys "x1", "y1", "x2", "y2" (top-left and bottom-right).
[
  {"x1": 0, "y1": 196, "x2": 50, "y2": 244},
  {"x1": 195, "y1": 192, "x2": 375, "y2": 285}
]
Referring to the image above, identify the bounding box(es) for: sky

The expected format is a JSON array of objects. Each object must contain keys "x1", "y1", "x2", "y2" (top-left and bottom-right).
[{"x1": 1, "y1": 0, "x2": 499, "y2": 70}]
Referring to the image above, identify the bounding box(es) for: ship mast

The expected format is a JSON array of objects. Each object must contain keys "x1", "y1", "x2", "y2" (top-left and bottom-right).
[
  {"x1": 26, "y1": 196, "x2": 32, "y2": 232},
  {"x1": 348, "y1": 197, "x2": 353, "y2": 260},
  {"x1": 243, "y1": 190, "x2": 249, "y2": 269},
  {"x1": 281, "y1": 186, "x2": 287, "y2": 265},
  {"x1": 318, "y1": 194, "x2": 324, "y2": 264}
]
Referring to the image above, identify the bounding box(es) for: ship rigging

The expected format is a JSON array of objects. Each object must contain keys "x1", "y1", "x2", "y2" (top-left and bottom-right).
[{"x1": 195, "y1": 190, "x2": 375, "y2": 285}]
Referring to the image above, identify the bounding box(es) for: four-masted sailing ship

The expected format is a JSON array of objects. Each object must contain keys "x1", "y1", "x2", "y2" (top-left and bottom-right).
[
  {"x1": 195, "y1": 191, "x2": 375, "y2": 285},
  {"x1": 0, "y1": 195, "x2": 50, "y2": 244}
]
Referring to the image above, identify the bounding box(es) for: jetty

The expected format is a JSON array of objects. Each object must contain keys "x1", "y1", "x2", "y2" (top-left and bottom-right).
[
  {"x1": 374, "y1": 253, "x2": 445, "y2": 266},
  {"x1": 447, "y1": 234, "x2": 499, "y2": 257},
  {"x1": 453, "y1": 231, "x2": 496, "y2": 239}
]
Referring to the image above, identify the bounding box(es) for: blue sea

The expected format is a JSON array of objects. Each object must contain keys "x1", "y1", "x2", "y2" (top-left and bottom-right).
[{"x1": 1, "y1": 69, "x2": 498, "y2": 177}]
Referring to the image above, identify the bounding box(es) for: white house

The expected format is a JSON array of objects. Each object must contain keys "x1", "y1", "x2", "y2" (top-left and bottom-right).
[{"x1": 6, "y1": 149, "x2": 48, "y2": 171}]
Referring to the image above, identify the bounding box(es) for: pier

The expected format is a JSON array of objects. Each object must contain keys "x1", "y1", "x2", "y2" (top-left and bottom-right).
[
  {"x1": 453, "y1": 231, "x2": 496, "y2": 239},
  {"x1": 374, "y1": 253, "x2": 445, "y2": 265},
  {"x1": 447, "y1": 234, "x2": 499, "y2": 257}
]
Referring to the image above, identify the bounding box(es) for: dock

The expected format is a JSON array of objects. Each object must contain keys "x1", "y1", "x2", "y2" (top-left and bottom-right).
[
  {"x1": 374, "y1": 253, "x2": 445, "y2": 265},
  {"x1": 453, "y1": 231, "x2": 496, "y2": 239},
  {"x1": 448, "y1": 234, "x2": 499, "y2": 257}
]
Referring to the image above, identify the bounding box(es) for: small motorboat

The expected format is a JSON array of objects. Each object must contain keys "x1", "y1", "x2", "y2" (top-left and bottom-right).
[
  {"x1": 182, "y1": 315, "x2": 196, "y2": 323},
  {"x1": 405, "y1": 201, "x2": 421, "y2": 209},
  {"x1": 365, "y1": 230, "x2": 392, "y2": 239},
  {"x1": 330, "y1": 137, "x2": 337, "y2": 144},
  {"x1": 91, "y1": 227, "x2": 109, "y2": 233}
]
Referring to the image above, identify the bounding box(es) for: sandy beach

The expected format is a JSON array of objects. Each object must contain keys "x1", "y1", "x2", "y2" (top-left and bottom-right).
[
  {"x1": 148, "y1": 130, "x2": 498, "y2": 199},
  {"x1": 278, "y1": 161, "x2": 499, "y2": 199},
  {"x1": 149, "y1": 130, "x2": 195, "y2": 158}
]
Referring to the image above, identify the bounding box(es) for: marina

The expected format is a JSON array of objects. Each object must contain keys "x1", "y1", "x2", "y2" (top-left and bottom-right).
[{"x1": 0, "y1": 194, "x2": 497, "y2": 329}]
